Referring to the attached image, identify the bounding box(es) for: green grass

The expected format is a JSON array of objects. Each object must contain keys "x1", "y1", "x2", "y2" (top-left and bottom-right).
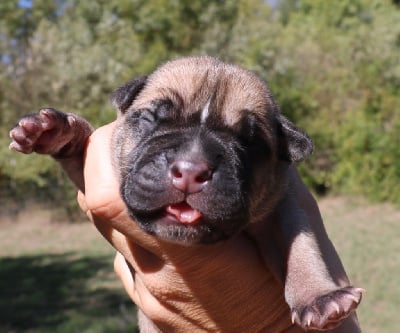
[
  {"x1": 1, "y1": 198, "x2": 398, "y2": 332},
  {"x1": 320, "y1": 197, "x2": 400, "y2": 333},
  {"x1": 0, "y1": 204, "x2": 138, "y2": 333}
]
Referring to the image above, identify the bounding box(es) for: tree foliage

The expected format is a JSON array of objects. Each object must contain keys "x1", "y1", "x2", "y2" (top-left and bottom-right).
[{"x1": 1, "y1": 0, "x2": 400, "y2": 211}]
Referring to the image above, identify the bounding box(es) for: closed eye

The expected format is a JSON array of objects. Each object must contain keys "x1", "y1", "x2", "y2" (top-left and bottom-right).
[
  {"x1": 152, "y1": 99, "x2": 174, "y2": 123},
  {"x1": 130, "y1": 109, "x2": 156, "y2": 134},
  {"x1": 139, "y1": 109, "x2": 156, "y2": 123}
]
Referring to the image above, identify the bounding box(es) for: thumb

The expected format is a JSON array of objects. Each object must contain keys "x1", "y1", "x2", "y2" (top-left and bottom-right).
[{"x1": 83, "y1": 121, "x2": 126, "y2": 219}]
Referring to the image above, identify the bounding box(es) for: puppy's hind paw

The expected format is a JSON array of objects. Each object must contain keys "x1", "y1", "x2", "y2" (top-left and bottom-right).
[{"x1": 291, "y1": 286, "x2": 364, "y2": 331}]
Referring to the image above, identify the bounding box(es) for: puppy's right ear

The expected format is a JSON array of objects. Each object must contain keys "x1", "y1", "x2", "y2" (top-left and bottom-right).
[{"x1": 110, "y1": 76, "x2": 148, "y2": 113}]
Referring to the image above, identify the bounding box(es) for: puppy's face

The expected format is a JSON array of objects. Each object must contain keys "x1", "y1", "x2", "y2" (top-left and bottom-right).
[{"x1": 111, "y1": 56, "x2": 312, "y2": 245}]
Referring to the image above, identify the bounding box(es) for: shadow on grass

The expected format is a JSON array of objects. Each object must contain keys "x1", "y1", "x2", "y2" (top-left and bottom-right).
[{"x1": 0, "y1": 253, "x2": 139, "y2": 333}]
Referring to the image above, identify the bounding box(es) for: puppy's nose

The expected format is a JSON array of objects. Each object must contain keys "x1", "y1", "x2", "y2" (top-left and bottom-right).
[{"x1": 169, "y1": 160, "x2": 212, "y2": 194}]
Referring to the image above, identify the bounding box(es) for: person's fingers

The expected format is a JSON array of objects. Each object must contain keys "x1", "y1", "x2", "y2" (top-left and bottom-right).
[
  {"x1": 114, "y1": 252, "x2": 136, "y2": 301},
  {"x1": 113, "y1": 251, "x2": 172, "y2": 324},
  {"x1": 77, "y1": 190, "x2": 89, "y2": 215}
]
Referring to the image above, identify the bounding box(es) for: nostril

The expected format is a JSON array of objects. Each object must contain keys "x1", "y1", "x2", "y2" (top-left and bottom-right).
[
  {"x1": 170, "y1": 165, "x2": 183, "y2": 179},
  {"x1": 195, "y1": 169, "x2": 212, "y2": 183}
]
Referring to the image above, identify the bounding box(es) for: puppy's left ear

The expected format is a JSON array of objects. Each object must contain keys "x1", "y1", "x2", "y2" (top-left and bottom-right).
[
  {"x1": 110, "y1": 76, "x2": 148, "y2": 113},
  {"x1": 277, "y1": 114, "x2": 314, "y2": 163}
]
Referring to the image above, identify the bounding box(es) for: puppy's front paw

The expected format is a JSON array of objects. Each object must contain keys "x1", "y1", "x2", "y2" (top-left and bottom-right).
[
  {"x1": 9, "y1": 108, "x2": 76, "y2": 156},
  {"x1": 291, "y1": 286, "x2": 364, "y2": 331}
]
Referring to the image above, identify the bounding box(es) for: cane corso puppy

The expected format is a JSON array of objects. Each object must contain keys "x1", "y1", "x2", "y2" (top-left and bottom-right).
[{"x1": 10, "y1": 56, "x2": 363, "y2": 332}]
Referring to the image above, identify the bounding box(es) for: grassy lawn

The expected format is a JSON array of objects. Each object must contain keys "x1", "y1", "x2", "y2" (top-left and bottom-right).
[
  {"x1": 0, "y1": 197, "x2": 398, "y2": 332},
  {"x1": 0, "y1": 205, "x2": 138, "y2": 333},
  {"x1": 319, "y1": 197, "x2": 400, "y2": 333}
]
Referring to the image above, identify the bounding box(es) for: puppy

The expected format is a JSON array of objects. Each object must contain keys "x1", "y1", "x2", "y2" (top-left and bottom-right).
[{"x1": 10, "y1": 56, "x2": 363, "y2": 332}]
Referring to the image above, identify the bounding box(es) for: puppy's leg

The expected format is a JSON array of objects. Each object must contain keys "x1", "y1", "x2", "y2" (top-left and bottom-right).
[
  {"x1": 9, "y1": 108, "x2": 93, "y2": 191},
  {"x1": 248, "y1": 170, "x2": 363, "y2": 331},
  {"x1": 276, "y1": 180, "x2": 363, "y2": 331}
]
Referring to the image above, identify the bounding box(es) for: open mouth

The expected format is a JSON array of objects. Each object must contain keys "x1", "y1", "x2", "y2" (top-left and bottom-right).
[{"x1": 164, "y1": 202, "x2": 203, "y2": 224}]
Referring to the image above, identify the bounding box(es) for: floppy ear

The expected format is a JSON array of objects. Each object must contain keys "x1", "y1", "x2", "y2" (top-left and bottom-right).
[
  {"x1": 110, "y1": 76, "x2": 148, "y2": 113},
  {"x1": 277, "y1": 114, "x2": 314, "y2": 163}
]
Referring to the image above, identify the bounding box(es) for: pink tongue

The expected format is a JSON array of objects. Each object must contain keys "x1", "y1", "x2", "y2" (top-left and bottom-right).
[{"x1": 166, "y1": 202, "x2": 203, "y2": 224}]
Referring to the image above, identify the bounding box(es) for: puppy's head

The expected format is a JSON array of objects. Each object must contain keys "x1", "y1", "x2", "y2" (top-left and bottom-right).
[{"x1": 111, "y1": 56, "x2": 313, "y2": 245}]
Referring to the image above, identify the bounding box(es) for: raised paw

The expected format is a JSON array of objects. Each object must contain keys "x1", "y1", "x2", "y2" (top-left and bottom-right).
[
  {"x1": 9, "y1": 108, "x2": 78, "y2": 156},
  {"x1": 291, "y1": 286, "x2": 364, "y2": 331}
]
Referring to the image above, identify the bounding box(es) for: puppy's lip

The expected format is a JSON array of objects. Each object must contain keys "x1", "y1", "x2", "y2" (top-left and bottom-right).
[{"x1": 165, "y1": 202, "x2": 203, "y2": 224}]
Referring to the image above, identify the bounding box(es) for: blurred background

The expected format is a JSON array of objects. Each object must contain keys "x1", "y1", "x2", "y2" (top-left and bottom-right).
[{"x1": 0, "y1": 0, "x2": 399, "y2": 332}]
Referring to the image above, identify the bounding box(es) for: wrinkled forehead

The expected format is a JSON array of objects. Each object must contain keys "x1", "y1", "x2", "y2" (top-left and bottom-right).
[{"x1": 132, "y1": 57, "x2": 274, "y2": 128}]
